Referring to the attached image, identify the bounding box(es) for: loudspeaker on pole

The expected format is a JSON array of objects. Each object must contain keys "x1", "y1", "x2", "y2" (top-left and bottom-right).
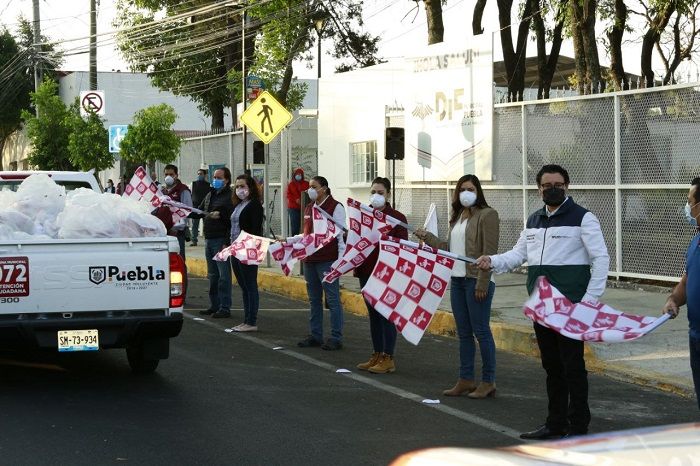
[{"x1": 385, "y1": 127, "x2": 405, "y2": 161}]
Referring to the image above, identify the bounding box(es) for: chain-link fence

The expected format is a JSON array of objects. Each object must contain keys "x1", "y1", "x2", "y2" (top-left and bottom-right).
[
  {"x1": 174, "y1": 84, "x2": 700, "y2": 282},
  {"x1": 486, "y1": 83, "x2": 700, "y2": 281},
  {"x1": 390, "y1": 83, "x2": 700, "y2": 281},
  {"x1": 172, "y1": 119, "x2": 318, "y2": 239}
]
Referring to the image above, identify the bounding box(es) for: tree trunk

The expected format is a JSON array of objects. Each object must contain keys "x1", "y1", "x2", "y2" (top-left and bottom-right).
[
  {"x1": 0, "y1": 137, "x2": 5, "y2": 171},
  {"x1": 578, "y1": 0, "x2": 602, "y2": 92},
  {"x1": 424, "y1": 0, "x2": 444, "y2": 44},
  {"x1": 532, "y1": 0, "x2": 564, "y2": 99},
  {"x1": 641, "y1": 2, "x2": 675, "y2": 88},
  {"x1": 570, "y1": 0, "x2": 587, "y2": 94},
  {"x1": 497, "y1": 0, "x2": 532, "y2": 101},
  {"x1": 607, "y1": 0, "x2": 628, "y2": 90},
  {"x1": 511, "y1": 0, "x2": 533, "y2": 101},
  {"x1": 211, "y1": 104, "x2": 225, "y2": 129},
  {"x1": 473, "y1": 0, "x2": 488, "y2": 35},
  {"x1": 278, "y1": 28, "x2": 310, "y2": 107}
]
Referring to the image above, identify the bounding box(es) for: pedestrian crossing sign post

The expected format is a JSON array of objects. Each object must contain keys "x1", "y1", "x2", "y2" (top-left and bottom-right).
[{"x1": 240, "y1": 91, "x2": 293, "y2": 144}]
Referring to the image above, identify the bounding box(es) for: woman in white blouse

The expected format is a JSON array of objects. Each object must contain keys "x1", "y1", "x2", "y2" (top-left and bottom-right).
[{"x1": 415, "y1": 175, "x2": 500, "y2": 399}]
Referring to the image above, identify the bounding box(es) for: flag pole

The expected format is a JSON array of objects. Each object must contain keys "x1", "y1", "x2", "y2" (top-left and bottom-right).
[
  {"x1": 312, "y1": 204, "x2": 348, "y2": 233},
  {"x1": 393, "y1": 237, "x2": 478, "y2": 264},
  {"x1": 357, "y1": 202, "x2": 414, "y2": 232}
]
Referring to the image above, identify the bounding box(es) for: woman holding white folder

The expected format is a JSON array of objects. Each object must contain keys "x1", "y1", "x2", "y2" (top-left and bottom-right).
[{"x1": 414, "y1": 174, "x2": 500, "y2": 399}]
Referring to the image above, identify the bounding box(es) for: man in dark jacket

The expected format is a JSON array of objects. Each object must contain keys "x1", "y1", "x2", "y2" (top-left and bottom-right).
[
  {"x1": 190, "y1": 167, "x2": 234, "y2": 318},
  {"x1": 190, "y1": 168, "x2": 210, "y2": 246}
]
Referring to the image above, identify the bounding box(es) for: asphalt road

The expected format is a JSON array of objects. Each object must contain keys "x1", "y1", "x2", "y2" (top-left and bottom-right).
[{"x1": 0, "y1": 277, "x2": 697, "y2": 465}]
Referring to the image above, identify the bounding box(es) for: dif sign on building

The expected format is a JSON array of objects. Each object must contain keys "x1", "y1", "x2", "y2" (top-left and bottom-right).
[{"x1": 404, "y1": 36, "x2": 493, "y2": 182}]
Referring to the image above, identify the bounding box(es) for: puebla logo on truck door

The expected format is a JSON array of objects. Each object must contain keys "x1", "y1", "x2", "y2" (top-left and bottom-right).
[{"x1": 89, "y1": 266, "x2": 106, "y2": 285}]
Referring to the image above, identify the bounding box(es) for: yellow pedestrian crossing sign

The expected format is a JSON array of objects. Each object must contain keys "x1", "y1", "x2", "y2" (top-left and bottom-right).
[{"x1": 240, "y1": 91, "x2": 293, "y2": 144}]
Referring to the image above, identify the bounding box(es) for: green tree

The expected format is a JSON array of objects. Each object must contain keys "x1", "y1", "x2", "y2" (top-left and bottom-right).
[
  {"x1": 66, "y1": 102, "x2": 114, "y2": 171},
  {"x1": 0, "y1": 18, "x2": 63, "y2": 170},
  {"x1": 115, "y1": 0, "x2": 237, "y2": 129},
  {"x1": 0, "y1": 28, "x2": 31, "y2": 170},
  {"x1": 21, "y1": 79, "x2": 73, "y2": 170},
  {"x1": 118, "y1": 104, "x2": 181, "y2": 165},
  {"x1": 115, "y1": 1, "x2": 381, "y2": 123}
]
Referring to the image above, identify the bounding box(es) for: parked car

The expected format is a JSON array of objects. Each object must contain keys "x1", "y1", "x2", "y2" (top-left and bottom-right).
[{"x1": 0, "y1": 170, "x2": 102, "y2": 192}]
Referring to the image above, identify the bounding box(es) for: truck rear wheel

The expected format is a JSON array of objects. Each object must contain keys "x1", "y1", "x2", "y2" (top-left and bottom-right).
[{"x1": 126, "y1": 345, "x2": 160, "y2": 374}]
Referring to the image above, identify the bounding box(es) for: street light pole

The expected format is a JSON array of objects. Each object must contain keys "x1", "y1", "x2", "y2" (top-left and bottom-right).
[
  {"x1": 242, "y1": 9, "x2": 248, "y2": 174},
  {"x1": 313, "y1": 16, "x2": 326, "y2": 79}
]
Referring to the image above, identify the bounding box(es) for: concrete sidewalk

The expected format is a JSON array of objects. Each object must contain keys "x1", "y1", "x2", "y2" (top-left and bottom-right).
[{"x1": 184, "y1": 243, "x2": 694, "y2": 397}]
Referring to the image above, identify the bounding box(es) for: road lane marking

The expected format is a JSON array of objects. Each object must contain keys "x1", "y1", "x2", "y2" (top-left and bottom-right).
[{"x1": 183, "y1": 312, "x2": 522, "y2": 441}]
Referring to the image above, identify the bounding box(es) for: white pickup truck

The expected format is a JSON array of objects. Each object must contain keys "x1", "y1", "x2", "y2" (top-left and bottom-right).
[{"x1": 0, "y1": 170, "x2": 185, "y2": 373}]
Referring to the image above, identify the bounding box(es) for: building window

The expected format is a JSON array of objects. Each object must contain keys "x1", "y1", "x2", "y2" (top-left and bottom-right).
[{"x1": 350, "y1": 140, "x2": 377, "y2": 183}]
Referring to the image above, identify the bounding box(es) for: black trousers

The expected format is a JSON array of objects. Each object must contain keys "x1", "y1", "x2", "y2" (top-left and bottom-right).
[{"x1": 533, "y1": 323, "x2": 590, "y2": 433}]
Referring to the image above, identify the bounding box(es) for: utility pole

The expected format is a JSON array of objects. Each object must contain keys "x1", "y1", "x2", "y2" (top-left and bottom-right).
[
  {"x1": 89, "y1": 0, "x2": 98, "y2": 90},
  {"x1": 241, "y1": 9, "x2": 248, "y2": 174},
  {"x1": 32, "y1": 0, "x2": 42, "y2": 93}
]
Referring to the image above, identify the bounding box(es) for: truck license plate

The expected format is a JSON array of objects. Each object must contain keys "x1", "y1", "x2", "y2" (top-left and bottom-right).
[{"x1": 57, "y1": 329, "x2": 99, "y2": 352}]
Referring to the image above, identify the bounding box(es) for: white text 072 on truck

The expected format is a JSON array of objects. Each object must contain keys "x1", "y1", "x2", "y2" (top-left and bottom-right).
[{"x1": 0, "y1": 170, "x2": 186, "y2": 373}]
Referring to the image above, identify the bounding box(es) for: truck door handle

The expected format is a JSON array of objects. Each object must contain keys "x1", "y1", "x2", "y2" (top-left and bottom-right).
[{"x1": 142, "y1": 246, "x2": 169, "y2": 251}]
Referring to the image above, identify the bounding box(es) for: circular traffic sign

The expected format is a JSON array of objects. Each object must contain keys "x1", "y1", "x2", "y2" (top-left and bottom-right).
[{"x1": 81, "y1": 92, "x2": 104, "y2": 114}]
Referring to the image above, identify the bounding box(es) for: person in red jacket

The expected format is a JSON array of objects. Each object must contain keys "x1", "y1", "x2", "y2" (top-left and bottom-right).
[{"x1": 286, "y1": 168, "x2": 309, "y2": 236}]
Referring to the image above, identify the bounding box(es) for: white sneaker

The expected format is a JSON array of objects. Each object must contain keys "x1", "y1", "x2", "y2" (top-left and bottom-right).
[{"x1": 231, "y1": 323, "x2": 244, "y2": 331}]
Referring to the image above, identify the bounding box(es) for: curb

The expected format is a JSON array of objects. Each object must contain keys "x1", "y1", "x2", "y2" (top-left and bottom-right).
[{"x1": 186, "y1": 257, "x2": 693, "y2": 398}]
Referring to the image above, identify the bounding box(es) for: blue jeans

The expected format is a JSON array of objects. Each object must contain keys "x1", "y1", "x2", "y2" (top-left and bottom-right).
[
  {"x1": 690, "y1": 334, "x2": 700, "y2": 410},
  {"x1": 191, "y1": 218, "x2": 201, "y2": 243},
  {"x1": 359, "y1": 275, "x2": 397, "y2": 354},
  {"x1": 231, "y1": 257, "x2": 259, "y2": 326},
  {"x1": 303, "y1": 261, "x2": 343, "y2": 343},
  {"x1": 450, "y1": 277, "x2": 496, "y2": 383},
  {"x1": 288, "y1": 208, "x2": 302, "y2": 236},
  {"x1": 175, "y1": 230, "x2": 186, "y2": 261},
  {"x1": 205, "y1": 237, "x2": 231, "y2": 312}
]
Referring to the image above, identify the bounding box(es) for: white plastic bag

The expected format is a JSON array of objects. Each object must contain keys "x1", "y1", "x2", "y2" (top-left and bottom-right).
[
  {"x1": 57, "y1": 188, "x2": 166, "y2": 239},
  {"x1": 13, "y1": 174, "x2": 66, "y2": 237}
]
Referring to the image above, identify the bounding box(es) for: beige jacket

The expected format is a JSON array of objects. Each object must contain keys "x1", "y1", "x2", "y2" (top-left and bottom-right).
[{"x1": 422, "y1": 206, "x2": 500, "y2": 292}]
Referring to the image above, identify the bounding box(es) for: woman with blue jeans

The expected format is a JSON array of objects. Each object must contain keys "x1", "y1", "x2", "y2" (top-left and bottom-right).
[
  {"x1": 229, "y1": 174, "x2": 264, "y2": 332},
  {"x1": 415, "y1": 174, "x2": 500, "y2": 399}
]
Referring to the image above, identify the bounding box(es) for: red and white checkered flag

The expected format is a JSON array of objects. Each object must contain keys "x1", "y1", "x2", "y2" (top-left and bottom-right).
[
  {"x1": 123, "y1": 167, "x2": 159, "y2": 204},
  {"x1": 269, "y1": 206, "x2": 341, "y2": 276},
  {"x1": 523, "y1": 276, "x2": 670, "y2": 342},
  {"x1": 361, "y1": 237, "x2": 455, "y2": 345},
  {"x1": 324, "y1": 198, "x2": 403, "y2": 283},
  {"x1": 122, "y1": 167, "x2": 194, "y2": 225},
  {"x1": 214, "y1": 231, "x2": 271, "y2": 265}
]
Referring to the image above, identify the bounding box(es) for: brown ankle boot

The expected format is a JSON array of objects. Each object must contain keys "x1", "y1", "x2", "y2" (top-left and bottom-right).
[
  {"x1": 368, "y1": 353, "x2": 395, "y2": 374},
  {"x1": 443, "y1": 379, "x2": 477, "y2": 396},
  {"x1": 467, "y1": 382, "x2": 496, "y2": 399},
  {"x1": 356, "y1": 352, "x2": 381, "y2": 371}
]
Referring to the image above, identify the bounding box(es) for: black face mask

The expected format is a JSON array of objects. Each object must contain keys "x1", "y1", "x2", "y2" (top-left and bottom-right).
[{"x1": 542, "y1": 187, "x2": 566, "y2": 206}]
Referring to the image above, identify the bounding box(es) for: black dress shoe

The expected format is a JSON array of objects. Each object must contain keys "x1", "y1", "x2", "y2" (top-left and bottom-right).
[
  {"x1": 199, "y1": 309, "x2": 215, "y2": 315},
  {"x1": 519, "y1": 424, "x2": 568, "y2": 440},
  {"x1": 211, "y1": 311, "x2": 231, "y2": 318},
  {"x1": 297, "y1": 335, "x2": 322, "y2": 347},
  {"x1": 562, "y1": 429, "x2": 588, "y2": 439},
  {"x1": 321, "y1": 339, "x2": 343, "y2": 351}
]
